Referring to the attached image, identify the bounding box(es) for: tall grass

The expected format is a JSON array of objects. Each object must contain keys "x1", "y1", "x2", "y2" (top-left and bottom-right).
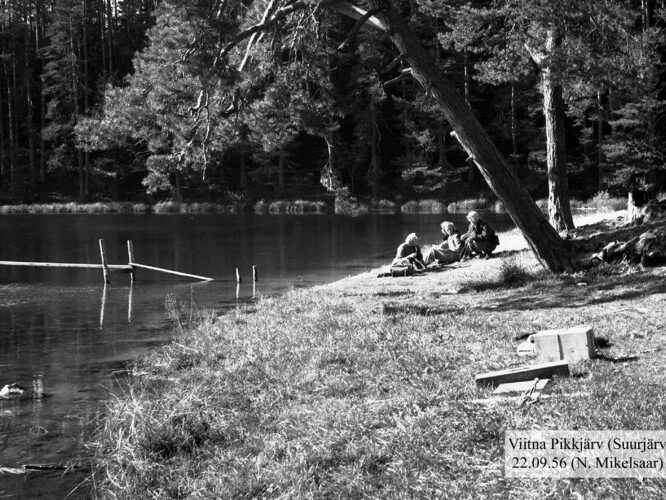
[
  {"x1": 0, "y1": 201, "x2": 241, "y2": 214},
  {"x1": 334, "y1": 188, "x2": 369, "y2": 216},
  {"x1": 400, "y1": 199, "x2": 447, "y2": 213},
  {"x1": 587, "y1": 191, "x2": 627, "y2": 212},
  {"x1": 252, "y1": 199, "x2": 329, "y2": 214},
  {"x1": 446, "y1": 197, "x2": 492, "y2": 213},
  {"x1": 378, "y1": 199, "x2": 397, "y2": 209},
  {"x1": 91, "y1": 260, "x2": 666, "y2": 499}
]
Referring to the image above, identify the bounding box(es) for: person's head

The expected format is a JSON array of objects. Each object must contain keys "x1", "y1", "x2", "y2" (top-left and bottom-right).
[
  {"x1": 405, "y1": 232, "x2": 419, "y2": 245},
  {"x1": 440, "y1": 221, "x2": 456, "y2": 236},
  {"x1": 467, "y1": 211, "x2": 480, "y2": 224}
]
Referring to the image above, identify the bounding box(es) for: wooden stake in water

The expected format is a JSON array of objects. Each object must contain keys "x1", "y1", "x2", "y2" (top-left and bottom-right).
[
  {"x1": 99, "y1": 239, "x2": 110, "y2": 284},
  {"x1": 128, "y1": 282, "x2": 134, "y2": 324},
  {"x1": 236, "y1": 267, "x2": 242, "y2": 283},
  {"x1": 99, "y1": 284, "x2": 107, "y2": 329},
  {"x1": 127, "y1": 240, "x2": 136, "y2": 282},
  {"x1": 252, "y1": 265, "x2": 258, "y2": 282}
]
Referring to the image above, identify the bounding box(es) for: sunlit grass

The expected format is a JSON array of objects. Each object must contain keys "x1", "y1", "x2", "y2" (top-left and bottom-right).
[{"x1": 90, "y1": 251, "x2": 666, "y2": 498}]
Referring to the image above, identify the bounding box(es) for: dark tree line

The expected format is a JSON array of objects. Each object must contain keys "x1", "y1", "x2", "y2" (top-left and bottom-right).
[
  {"x1": 0, "y1": 0, "x2": 156, "y2": 200},
  {"x1": 1, "y1": 0, "x2": 665, "y2": 216}
]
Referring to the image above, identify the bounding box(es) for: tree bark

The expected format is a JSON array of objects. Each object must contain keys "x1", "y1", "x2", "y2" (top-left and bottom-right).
[
  {"x1": 542, "y1": 66, "x2": 574, "y2": 231},
  {"x1": 277, "y1": 148, "x2": 285, "y2": 192},
  {"x1": 510, "y1": 82, "x2": 518, "y2": 157},
  {"x1": 597, "y1": 89, "x2": 604, "y2": 191},
  {"x1": 379, "y1": 5, "x2": 576, "y2": 272},
  {"x1": 239, "y1": 142, "x2": 247, "y2": 188},
  {"x1": 4, "y1": 59, "x2": 17, "y2": 193},
  {"x1": 0, "y1": 71, "x2": 5, "y2": 178},
  {"x1": 538, "y1": 28, "x2": 574, "y2": 232},
  {"x1": 25, "y1": 18, "x2": 36, "y2": 187},
  {"x1": 368, "y1": 97, "x2": 381, "y2": 200}
]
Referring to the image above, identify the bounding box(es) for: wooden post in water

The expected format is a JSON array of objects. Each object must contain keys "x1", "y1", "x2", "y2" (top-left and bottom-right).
[
  {"x1": 252, "y1": 265, "x2": 258, "y2": 282},
  {"x1": 128, "y1": 282, "x2": 133, "y2": 324},
  {"x1": 236, "y1": 267, "x2": 242, "y2": 283},
  {"x1": 127, "y1": 240, "x2": 136, "y2": 282},
  {"x1": 100, "y1": 284, "x2": 107, "y2": 329},
  {"x1": 99, "y1": 239, "x2": 110, "y2": 284}
]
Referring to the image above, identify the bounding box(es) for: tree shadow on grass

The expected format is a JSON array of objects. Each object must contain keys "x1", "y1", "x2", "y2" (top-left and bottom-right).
[{"x1": 476, "y1": 272, "x2": 666, "y2": 312}]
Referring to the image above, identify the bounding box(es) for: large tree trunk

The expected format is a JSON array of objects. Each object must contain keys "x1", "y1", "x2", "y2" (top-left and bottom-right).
[
  {"x1": 239, "y1": 143, "x2": 248, "y2": 188},
  {"x1": 510, "y1": 82, "x2": 518, "y2": 158},
  {"x1": 533, "y1": 28, "x2": 574, "y2": 232},
  {"x1": 277, "y1": 148, "x2": 285, "y2": 192},
  {"x1": 25, "y1": 20, "x2": 36, "y2": 187},
  {"x1": 380, "y1": 6, "x2": 576, "y2": 273},
  {"x1": 0, "y1": 74, "x2": 5, "y2": 178},
  {"x1": 368, "y1": 97, "x2": 381, "y2": 200},
  {"x1": 597, "y1": 89, "x2": 604, "y2": 191},
  {"x1": 541, "y1": 57, "x2": 574, "y2": 231},
  {"x1": 4, "y1": 59, "x2": 17, "y2": 193}
]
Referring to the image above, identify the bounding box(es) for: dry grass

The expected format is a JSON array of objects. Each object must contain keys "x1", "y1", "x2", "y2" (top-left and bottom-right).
[{"x1": 90, "y1": 213, "x2": 666, "y2": 499}]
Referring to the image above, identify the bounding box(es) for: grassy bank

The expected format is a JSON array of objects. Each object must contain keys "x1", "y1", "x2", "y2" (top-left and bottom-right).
[{"x1": 90, "y1": 212, "x2": 666, "y2": 498}]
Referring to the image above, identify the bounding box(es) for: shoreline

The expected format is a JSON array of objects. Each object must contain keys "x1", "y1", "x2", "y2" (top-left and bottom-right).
[{"x1": 90, "y1": 209, "x2": 666, "y2": 499}]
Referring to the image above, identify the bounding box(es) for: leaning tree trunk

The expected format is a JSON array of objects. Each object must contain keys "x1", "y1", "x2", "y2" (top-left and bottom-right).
[
  {"x1": 380, "y1": 6, "x2": 576, "y2": 273},
  {"x1": 541, "y1": 55, "x2": 574, "y2": 232}
]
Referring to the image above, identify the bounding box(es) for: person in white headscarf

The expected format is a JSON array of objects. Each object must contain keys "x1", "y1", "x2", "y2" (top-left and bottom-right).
[
  {"x1": 423, "y1": 221, "x2": 463, "y2": 265},
  {"x1": 392, "y1": 232, "x2": 426, "y2": 269}
]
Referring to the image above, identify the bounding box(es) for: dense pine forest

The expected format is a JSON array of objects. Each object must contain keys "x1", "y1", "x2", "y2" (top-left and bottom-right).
[{"x1": 1, "y1": 0, "x2": 665, "y2": 209}]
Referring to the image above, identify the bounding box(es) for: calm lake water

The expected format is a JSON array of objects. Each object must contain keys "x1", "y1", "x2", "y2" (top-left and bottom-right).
[{"x1": 0, "y1": 212, "x2": 513, "y2": 498}]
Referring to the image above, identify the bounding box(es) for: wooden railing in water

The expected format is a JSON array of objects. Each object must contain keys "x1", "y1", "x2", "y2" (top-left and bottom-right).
[{"x1": 0, "y1": 239, "x2": 214, "y2": 283}]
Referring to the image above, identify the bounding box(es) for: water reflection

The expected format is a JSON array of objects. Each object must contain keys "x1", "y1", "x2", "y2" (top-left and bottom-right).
[{"x1": 0, "y1": 211, "x2": 514, "y2": 497}]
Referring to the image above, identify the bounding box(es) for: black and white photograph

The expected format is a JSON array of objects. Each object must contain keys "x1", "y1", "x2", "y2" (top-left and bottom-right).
[{"x1": 1, "y1": 0, "x2": 666, "y2": 498}]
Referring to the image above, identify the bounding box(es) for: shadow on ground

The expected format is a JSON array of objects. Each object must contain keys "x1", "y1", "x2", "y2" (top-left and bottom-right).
[{"x1": 476, "y1": 271, "x2": 666, "y2": 312}]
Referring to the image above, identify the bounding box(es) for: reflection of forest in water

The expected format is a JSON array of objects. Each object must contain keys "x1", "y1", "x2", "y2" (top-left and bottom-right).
[{"x1": 0, "y1": 212, "x2": 514, "y2": 496}]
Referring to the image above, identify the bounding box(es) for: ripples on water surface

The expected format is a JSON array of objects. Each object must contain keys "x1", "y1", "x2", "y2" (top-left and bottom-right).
[{"x1": 0, "y1": 212, "x2": 513, "y2": 497}]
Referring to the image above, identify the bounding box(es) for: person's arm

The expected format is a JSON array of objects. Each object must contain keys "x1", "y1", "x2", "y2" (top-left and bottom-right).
[{"x1": 461, "y1": 223, "x2": 473, "y2": 241}]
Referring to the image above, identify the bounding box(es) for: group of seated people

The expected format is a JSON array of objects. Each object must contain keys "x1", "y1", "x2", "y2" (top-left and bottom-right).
[{"x1": 392, "y1": 211, "x2": 500, "y2": 270}]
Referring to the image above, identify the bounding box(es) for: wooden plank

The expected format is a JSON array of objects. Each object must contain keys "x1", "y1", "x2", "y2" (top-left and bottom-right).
[
  {"x1": 0, "y1": 261, "x2": 131, "y2": 270},
  {"x1": 534, "y1": 325, "x2": 595, "y2": 363},
  {"x1": 129, "y1": 262, "x2": 214, "y2": 281},
  {"x1": 475, "y1": 361, "x2": 569, "y2": 387},
  {"x1": 493, "y1": 379, "x2": 550, "y2": 395}
]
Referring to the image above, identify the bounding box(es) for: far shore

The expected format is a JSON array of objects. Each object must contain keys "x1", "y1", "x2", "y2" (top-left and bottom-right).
[
  {"x1": 89, "y1": 208, "x2": 666, "y2": 499},
  {"x1": 0, "y1": 195, "x2": 627, "y2": 216}
]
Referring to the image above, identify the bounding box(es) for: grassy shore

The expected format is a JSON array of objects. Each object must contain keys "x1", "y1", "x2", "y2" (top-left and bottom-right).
[{"x1": 90, "y1": 211, "x2": 666, "y2": 499}]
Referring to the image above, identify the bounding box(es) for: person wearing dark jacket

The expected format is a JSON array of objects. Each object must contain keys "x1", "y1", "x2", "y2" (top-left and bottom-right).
[{"x1": 460, "y1": 211, "x2": 499, "y2": 259}]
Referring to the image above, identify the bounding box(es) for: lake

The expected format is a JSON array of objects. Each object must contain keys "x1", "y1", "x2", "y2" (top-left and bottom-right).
[{"x1": 0, "y1": 211, "x2": 513, "y2": 498}]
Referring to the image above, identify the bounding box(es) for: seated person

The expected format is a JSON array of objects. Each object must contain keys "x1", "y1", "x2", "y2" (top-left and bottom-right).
[
  {"x1": 460, "y1": 211, "x2": 499, "y2": 260},
  {"x1": 392, "y1": 232, "x2": 426, "y2": 270},
  {"x1": 424, "y1": 221, "x2": 463, "y2": 265}
]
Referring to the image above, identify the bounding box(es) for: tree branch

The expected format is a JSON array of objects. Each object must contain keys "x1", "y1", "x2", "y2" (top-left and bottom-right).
[
  {"x1": 337, "y1": 6, "x2": 382, "y2": 50},
  {"x1": 220, "y1": 0, "x2": 388, "y2": 71},
  {"x1": 238, "y1": 0, "x2": 280, "y2": 72}
]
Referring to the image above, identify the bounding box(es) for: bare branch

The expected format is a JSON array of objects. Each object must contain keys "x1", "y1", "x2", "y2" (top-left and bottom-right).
[
  {"x1": 337, "y1": 6, "x2": 382, "y2": 50},
  {"x1": 381, "y1": 53, "x2": 406, "y2": 73},
  {"x1": 238, "y1": 0, "x2": 280, "y2": 72},
  {"x1": 220, "y1": 0, "x2": 388, "y2": 71}
]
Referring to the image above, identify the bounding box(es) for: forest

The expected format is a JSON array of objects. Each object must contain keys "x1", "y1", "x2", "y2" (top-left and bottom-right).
[{"x1": 1, "y1": 0, "x2": 665, "y2": 213}]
